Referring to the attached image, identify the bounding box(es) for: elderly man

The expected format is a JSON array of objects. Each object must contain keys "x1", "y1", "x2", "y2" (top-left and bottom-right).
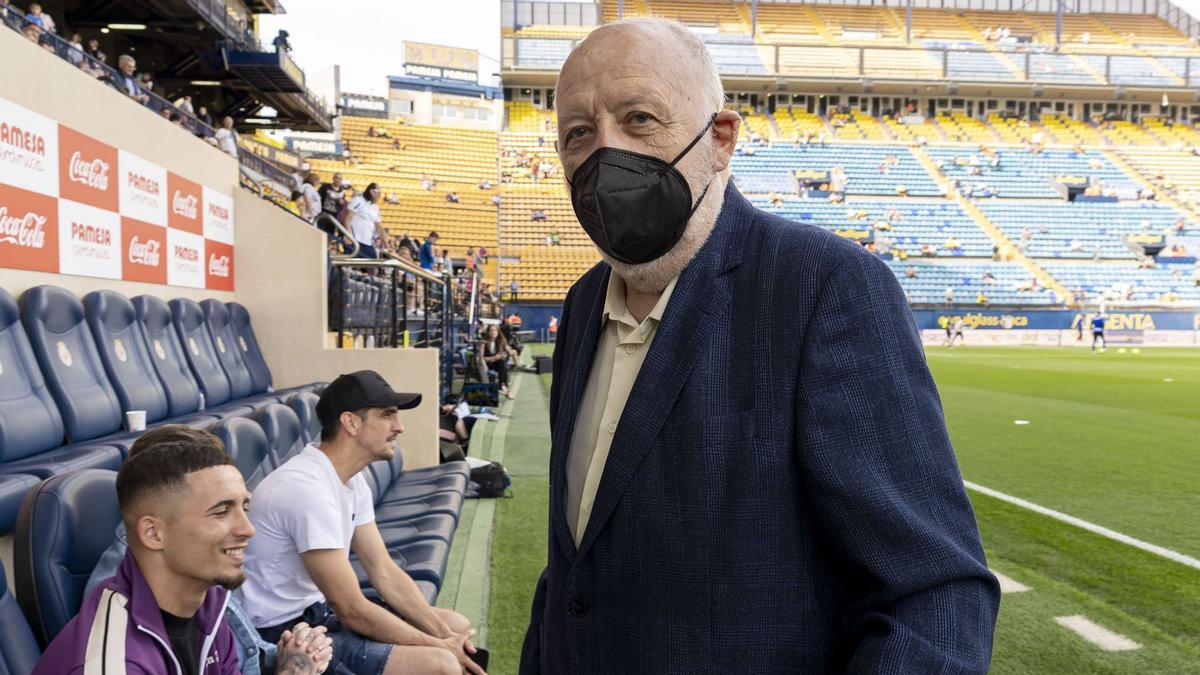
[
  {"x1": 521, "y1": 18, "x2": 999, "y2": 674},
  {"x1": 111, "y1": 54, "x2": 150, "y2": 105}
]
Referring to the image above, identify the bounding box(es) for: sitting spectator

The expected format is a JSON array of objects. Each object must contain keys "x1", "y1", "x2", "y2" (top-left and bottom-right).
[
  {"x1": 895, "y1": 184, "x2": 909, "y2": 197},
  {"x1": 139, "y1": 72, "x2": 156, "y2": 96},
  {"x1": 1070, "y1": 238, "x2": 1083, "y2": 252},
  {"x1": 921, "y1": 243, "x2": 937, "y2": 257},
  {"x1": 173, "y1": 95, "x2": 194, "y2": 114},
  {"x1": 982, "y1": 271, "x2": 995, "y2": 285},
  {"x1": 24, "y1": 2, "x2": 55, "y2": 33},
  {"x1": 547, "y1": 231, "x2": 561, "y2": 246},
  {"x1": 215, "y1": 116, "x2": 240, "y2": 157},
  {"x1": 52, "y1": 426, "x2": 334, "y2": 675},
  {"x1": 420, "y1": 174, "x2": 435, "y2": 191},
  {"x1": 976, "y1": 291, "x2": 989, "y2": 306},
  {"x1": 905, "y1": 267, "x2": 917, "y2": 279},
  {"x1": 1021, "y1": 226, "x2": 1033, "y2": 242},
  {"x1": 237, "y1": 372, "x2": 484, "y2": 675},
  {"x1": 1037, "y1": 223, "x2": 1048, "y2": 235},
  {"x1": 491, "y1": 194, "x2": 502, "y2": 207},
  {"x1": 531, "y1": 210, "x2": 548, "y2": 222},
  {"x1": 944, "y1": 286, "x2": 954, "y2": 305},
  {"x1": 110, "y1": 55, "x2": 151, "y2": 105},
  {"x1": 20, "y1": 22, "x2": 39, "y2": 43},
  {"x1": 384, "y1": 192, "x2": 400, "y2": 205},
  {"x1": 943, "y1": 235, "x2": 961, "y2": 251},
  {"x1": 478, "y1": 179, "x2": 492, "y2": 190},
  {"x1": 445, "y1": 191, "x2": 459, "y2": 203}
]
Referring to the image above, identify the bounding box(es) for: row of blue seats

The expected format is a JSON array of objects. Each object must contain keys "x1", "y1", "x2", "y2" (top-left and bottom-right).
[
  {"x1": 0, "y1": 285, "x2": 323, "y2": 534},
  {"x1": 2, "y1": 399, "x2": 468, "y2": 665}
]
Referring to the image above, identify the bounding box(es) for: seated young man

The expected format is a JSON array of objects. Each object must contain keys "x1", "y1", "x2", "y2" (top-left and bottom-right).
[
  {"x1": 238, "y1": 370, "x2": 485, "y2": 675},
  {"x1": 36, "y1": 427, "x2": 333, "y2": 675},
  {"x1": 81, "y1": 426, "x2": 332, "y2": 675}
]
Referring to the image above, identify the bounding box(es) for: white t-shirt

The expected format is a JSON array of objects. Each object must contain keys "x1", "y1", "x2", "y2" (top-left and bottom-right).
[
  {"x1": 345, "y1": 196, "x2": 381, "y2": 246},
  {"x1": 300, "y1": 183, "x2": 321, "y2": 221},
  {"x1": 237, "y1": 444, "x2": 375, "y2": 628},
  {"x1": 214, "y1": 127, "x2": 239, "y2": 157}
]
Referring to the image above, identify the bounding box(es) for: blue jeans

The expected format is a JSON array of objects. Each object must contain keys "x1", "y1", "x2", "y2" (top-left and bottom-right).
[
  {"x1": 356, "y1": 243, "x2": 378, "y2": 259},
  {"x1": 258, "y1": 602, "x2": 391, "y2": 675}
]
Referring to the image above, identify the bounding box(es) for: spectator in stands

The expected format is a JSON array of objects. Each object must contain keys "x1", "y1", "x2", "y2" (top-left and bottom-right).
[
  {"x1": 921, "y1": 243, "x2": 937, "y2": 257},
  {"x1": 271, "y1": 29, "x2": 291, "y2": 52},
  {"x1": 297, "y1": 173, "x2": 321, "y2": 222},
  {"x1": 0, "y1": 0, "x2": 20, "y2": 29},
  {"x1": 21, "y1": 22, "x2": 39, "y2": 43},
  {"x1": 531, "y1": 209, "x2": 548, "y2": 221},
  {"x1": 945, "y1": 286, "x2": 955, "y2": 305},
  {"x1": 64, "y1": 32, "x2": 85, "y2": 66},
  {"x1": 25, "y1": 2, "x2": 54, "y2": 33},
  {"x1": 216, "y1": 116, "x2": 240, "y2": 157},
  {"x1": 976, "y1": 291, "x2": 989, "y2": 305},
  {"x1": 238, "y1": 372, "x2": 484, "y2": 675},
  {"x1": 492, "y1": 194, "x2": 502, "y2": 207},
  {"x1": 509, "y1": 279, "x2": 519, "y2": 302},
  {"x1": 174, "y1": 95, "x2": 195, "y2": 114},
  {"x1": 344, "y1": 183, "x2": 384, "y2": 259},
  {"x1": 905, "y1": 266, "x2": 917, "y2": 279},
  {"x1": 317, "y1": 172, "x2": 347, "y2": 231},
  {"x1": 111, "y1": 54, "x2": 150, "y2": 104},
  {"x1": 84, "y1": 37, "x2": 103, "y2": 60},
  {"x1": 445, "y1": 191, "x2": 459, "y2": 203},
  {"x1": 384, "y1": 192, "x2": 400, "y2": 204},
  {"x1": 48, "y1": 426, "x2": 334, "y2": 675},
  {"x1": 196, "y1": 104, "x2": 214, "y2": 127},
  {"x1": 139, "y1": 71, "x2": 156, "y2": 95},
  {"x1": 419, "y1": 231, "x2": 439, "y2": 270},
  {"x1": 529, "y1": 18, "x2": 997, "y2": 674}
]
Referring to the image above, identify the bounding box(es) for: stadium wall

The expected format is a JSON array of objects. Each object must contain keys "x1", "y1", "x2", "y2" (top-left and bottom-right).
[{"x1": 0, "y1": 27, "x2": 441, "y2": 466}]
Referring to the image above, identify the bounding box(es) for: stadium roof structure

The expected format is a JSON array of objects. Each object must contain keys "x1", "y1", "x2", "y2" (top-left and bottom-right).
[
  {"x1": 388, "y1": 75, "x2": 503, "y2": 100},
  {"x1": 43, "y1": 0, "x2": 332, "y2": 132}
]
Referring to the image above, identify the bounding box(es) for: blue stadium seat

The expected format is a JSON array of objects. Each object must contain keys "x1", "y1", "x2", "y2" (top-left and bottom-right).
[
  {"x1": 209, "y1": 417, "x2": 272, "y2": 490},
  {"x1": 20, "y1": 286, "x2": 124, "y2": 444},
  {"x1": 388, "y1": 448, "x2": 469, "y2": 494},
  {"x1": 169, "y1": 298, "x2": 236, "y2": 407},
  {"x1": 255, "y1": 403, "x2": 305, "y2": 469},
  {"x1": 226, "y1": 302, "x2": 320, "y2": 399},
  {"x1": 13, "y1": 469, "x2": 121, "y2": 646},
  {"x1": 287, "y1": 391, "x2": 321, "y2": 444},
  {"x1": 83, "y1": 290, "x2": 171, "y2": 425},
  {"x1": 0, "y1": 473, "x2": 38, "y2": 535},
  {"x1": 133, "y1": 295, "x2": 205, "y2": 418},
  {"x1": 200, "y1": 299, "x2": 257, "y2": 401},
  {"x1": 350, "y1": 538, "x2": 450, "y2": 586},
  {"x1": 0, "y1": 559, "x2": 41, "y2": 675}
]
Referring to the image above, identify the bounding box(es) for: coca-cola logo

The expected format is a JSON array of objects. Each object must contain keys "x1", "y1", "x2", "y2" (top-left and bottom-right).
[
  {"x1": 208, "y1": 254, "x2": 230, "y2": 277},
  {"x1": 174, "y1": 245, "x2": 199, "y2": 262},
  {"x1": 68, "y1": 151, "x2": 111, "y2": 191},
  {"x1": 71, "y1": 222, "x2": 112, "y2": 246},
  {"x1": 127, "y1": 173, "x2": 160, "y2": 195},
  {"x1": 0, "y1": 122, "x2": 46, "y2": 156},
  {"x1": 208, "y1": 202, "x2": 230, "y2": 221},
  {"x1": 128, "y1": 236, "x2": 161, "y2": 266},
  {"x1": 0, "y1": 206, "x2": 47, "y2": 249},
  {"x1": 172, "y1": 191, "x2": 198, "y2": 219}
]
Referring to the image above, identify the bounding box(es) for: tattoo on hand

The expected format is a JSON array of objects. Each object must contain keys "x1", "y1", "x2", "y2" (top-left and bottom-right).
[{"x1": 278, "y1": 652, "x2": 316, "y2": 675}]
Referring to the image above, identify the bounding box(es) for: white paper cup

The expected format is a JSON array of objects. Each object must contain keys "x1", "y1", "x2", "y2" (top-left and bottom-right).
[{"x1": 125, "y1": 410, "x2": 148, "y2": 433}]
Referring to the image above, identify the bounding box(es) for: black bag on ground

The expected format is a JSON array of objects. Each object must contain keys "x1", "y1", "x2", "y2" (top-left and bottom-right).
[{"x1": 467, "y1": 461, "x2": 511, "y2": 498}]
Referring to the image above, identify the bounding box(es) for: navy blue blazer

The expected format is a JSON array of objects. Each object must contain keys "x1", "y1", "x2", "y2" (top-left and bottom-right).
[{"x1": 521, "y1": 184, "x2": 1000, "y2": 674}]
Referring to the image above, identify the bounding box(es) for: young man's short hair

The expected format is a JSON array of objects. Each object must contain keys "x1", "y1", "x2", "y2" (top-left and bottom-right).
[
  {"x1": 318, "y1": 406, "x2": 371, "y2": 443},
  {"x1": 116, "y1": 426, "x2": 233, "y2": 516}
]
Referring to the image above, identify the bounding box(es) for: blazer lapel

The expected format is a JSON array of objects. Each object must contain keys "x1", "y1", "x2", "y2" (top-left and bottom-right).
[
  {"x1": 549, "y1": 266, "x2": 610, "y2": 564},
  {"x1": 574, "y1": 184, "x2": 749, "y2": 560}
]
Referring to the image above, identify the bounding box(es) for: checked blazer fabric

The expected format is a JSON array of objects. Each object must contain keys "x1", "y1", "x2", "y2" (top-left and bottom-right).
[{"x1": 521, "y1": 182, "x2": 1000, "y2": 674}]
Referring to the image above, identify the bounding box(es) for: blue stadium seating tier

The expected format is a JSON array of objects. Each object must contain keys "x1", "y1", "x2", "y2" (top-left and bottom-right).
[
  {"x1": 13, "y1": 469, "x2": 121, "y2": 647},
  {"x1": 255, "y1": 403, "x2": 306, "y2": 469},
  {"x1": 977, "y1": 201, "x2": 1194, "y2": 259},
  {"x1": 730, "y1": 144, "x2": 943, "y2": 196},
  {"x1": 887, "y1": 261, "x2": 1058, "y2": 305},
  {"x1": 84, "y1": 291, "x2": 172, "y2": 425},
  {"x1": 287, "y1": 391, "x2": 321, "y2": 444},
  {"x1": 133, "y1": 295, "x2": 205, "y2": 418},
  {"x1": 1042, "y1": 263, "x2": 1200, "y2": 303},
  {"x1": 0, "y1": 560, "x2": 41, "y2": 675},
  {"x1": 0, "y1": 473, "x2": 39, "y2": 535},
  {"x1": 201, "y1": 299, "x2": 257, "y2": 401},
  {"x1": 751, "y1": 197, "x2": 991, "y2": 257},
  {"x1": 923, "y1": 148, "x2": 1141, "y2": 199}
]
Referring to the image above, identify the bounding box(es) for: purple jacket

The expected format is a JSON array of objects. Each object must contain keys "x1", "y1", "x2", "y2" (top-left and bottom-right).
[{"x1": 33, "y1": 549, "x2": 239, "y2": 675}]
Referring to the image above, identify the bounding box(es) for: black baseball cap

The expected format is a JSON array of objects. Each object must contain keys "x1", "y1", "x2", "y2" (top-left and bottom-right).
[{"x1": 316, "y1": 370, "x2": 422, "y2": 427}]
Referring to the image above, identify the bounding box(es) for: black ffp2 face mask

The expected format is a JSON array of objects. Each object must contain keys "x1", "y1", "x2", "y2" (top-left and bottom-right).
[{"x1": 566, "y1": 114, "x2": 717, "y2": 265}]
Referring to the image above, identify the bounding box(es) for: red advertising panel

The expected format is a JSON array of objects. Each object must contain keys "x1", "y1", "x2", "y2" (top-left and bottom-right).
[
  {"x1": 205, "y1": 239, "x2": 234, "y2": 291},
  {"x1": 59, "y1": 125, "x2": 118, "y2": 211},
  {"x1": 167, "y1": 172, "x2": 202, "y2": 234},
  {"x1": 122, "y1": 217, "x2": 167, "y2": 284},
  {"x1": 0, "y1": 183, "x2": 58, "y2": 273}
]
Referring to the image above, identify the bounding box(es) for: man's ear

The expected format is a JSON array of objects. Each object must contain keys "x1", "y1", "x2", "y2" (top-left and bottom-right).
[
  {"x1": 340, "y1": 410, "x2": 361, "y2": 438},
  {"x1": 711, "y1": 110, "x2": 742, "y2": 173},
  {"x1": 135, "y1": 515, "x2": 167, "y2": 552}
]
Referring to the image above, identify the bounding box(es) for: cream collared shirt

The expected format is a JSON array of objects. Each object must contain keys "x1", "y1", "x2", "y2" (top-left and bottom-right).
[{"x1": 565, "y1": 273, "x2": 678, "y2": 547}]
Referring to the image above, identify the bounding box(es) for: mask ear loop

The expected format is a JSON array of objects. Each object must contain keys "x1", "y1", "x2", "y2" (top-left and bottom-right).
[{"x1": 667, "y1": 112, "x2": 719, "y2": 169}]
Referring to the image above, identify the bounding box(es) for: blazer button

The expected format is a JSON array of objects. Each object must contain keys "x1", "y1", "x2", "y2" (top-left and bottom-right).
[{"x1": 568, "y1": 599, "x2": 589, "y2": 617}]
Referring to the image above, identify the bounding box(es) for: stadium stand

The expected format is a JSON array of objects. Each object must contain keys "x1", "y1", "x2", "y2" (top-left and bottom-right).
[
  {"x1": 923, "y1": 147, "x2": 1141, "y2": 198},
  {"x1": 889, "y1": 260, "x2": 1058, "y2": 305},
  {"x1": 1044, "y1": 262, "x2": 1200, "y2": 303},
  {"x1": 730, "y1": 143, "x2": 943, "y2": 196},
  {"x1": 977, "y1": 201, "x2": 1195, "y2": 259}
]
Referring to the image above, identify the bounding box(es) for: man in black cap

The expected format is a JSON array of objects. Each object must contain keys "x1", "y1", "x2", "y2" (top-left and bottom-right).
[{"x1": 237, "y1": 370, "x2": 485, "y2": 675}]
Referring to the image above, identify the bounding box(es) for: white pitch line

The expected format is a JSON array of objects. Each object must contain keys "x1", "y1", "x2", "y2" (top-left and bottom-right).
[
  {"x1": 1055, "y1": 615, "x2": 1141, "y2": 652},
  {"x1": 964, "y1": 481, "x2": 1200, "y2": 571},
  {"x1": 991, "y1": 571, "x2": 1030, "y2": 593}
]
